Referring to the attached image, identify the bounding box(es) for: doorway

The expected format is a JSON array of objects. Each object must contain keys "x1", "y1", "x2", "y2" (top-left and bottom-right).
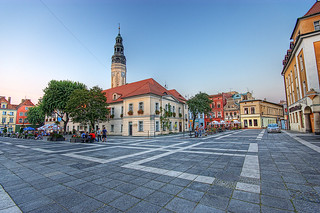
[
  {"x1": 128, "y1": 122, "x2": 133, "y2": 136},
  {"x1": 179, "y1": 122, "x2": 182, "y2": 132}
]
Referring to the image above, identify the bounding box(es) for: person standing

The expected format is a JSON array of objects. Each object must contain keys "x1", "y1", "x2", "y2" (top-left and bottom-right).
[
  {"x1": 96, "y1": 128, "x2": 101, "y2": 142},
  {"x1": 102, "y1": 127, "x2": 107, "y2": 142}
]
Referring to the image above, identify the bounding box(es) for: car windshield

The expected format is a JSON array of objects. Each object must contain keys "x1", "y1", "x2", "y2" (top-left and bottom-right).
[{"x1": 268, "y1": 124, "x2": 278, "y2": 127}]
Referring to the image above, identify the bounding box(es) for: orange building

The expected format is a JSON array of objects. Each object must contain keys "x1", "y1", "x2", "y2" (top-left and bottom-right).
[
  {"x1": 282, "y1": 1, "x2": 320, "y2": 134},
  {"x1": 16, "y1": 99, "x2": 35, "y2": 131}
]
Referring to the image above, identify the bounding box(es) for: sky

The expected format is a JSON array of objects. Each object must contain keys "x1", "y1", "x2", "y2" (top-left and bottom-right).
[{"x1": 0, "y1": 0, "x2": 316, "y2": 105}]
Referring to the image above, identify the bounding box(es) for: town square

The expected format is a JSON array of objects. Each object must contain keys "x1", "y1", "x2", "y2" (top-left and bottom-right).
[{"x1": 1, "y1": 0, "x2": 320, "y2": 212}]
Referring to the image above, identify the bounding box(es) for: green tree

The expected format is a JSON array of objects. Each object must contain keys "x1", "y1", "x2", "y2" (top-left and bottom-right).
[
  {"x1": 42, "y1": 80, "x2": 86, "y2": 133},
  {"x1": 66, "y1": 86, "x2": 109, "y2": 131},
  {"x1": 27, "y1": 104, "x2": 45, "y2": 126},
  {"x1": 187, "y1": 92, "x2": 212, "y2": 131}
]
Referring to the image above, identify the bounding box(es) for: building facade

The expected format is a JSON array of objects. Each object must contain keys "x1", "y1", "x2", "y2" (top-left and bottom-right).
[
  {"x1": 15, "y1": 99, "x2": 35, "y2": 131},
  {"x1": 282, "y1": 1, "x2": 320, "y2": 134},
  {"x1": 240, "y1": 100, "x2": 284, "y2": 129},
  {"x1": 224, "y1": 92, "x2": 253, "y2": 124},
  {"x1": 0, "y1": 96, "x2": 17, "y2": 133}
]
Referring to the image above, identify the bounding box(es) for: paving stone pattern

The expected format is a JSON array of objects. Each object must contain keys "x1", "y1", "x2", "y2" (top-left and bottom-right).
[{"x1": 0, "y1": 129, "x2": 320, "y2": 212}]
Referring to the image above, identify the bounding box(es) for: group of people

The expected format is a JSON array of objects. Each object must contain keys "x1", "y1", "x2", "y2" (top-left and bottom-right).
[
  {"x1": 194, "y1": 125, "x2": 205, "y2": 137},
  {"x1": 80, "y1": 127, "x2": 108, "y2": 142}
]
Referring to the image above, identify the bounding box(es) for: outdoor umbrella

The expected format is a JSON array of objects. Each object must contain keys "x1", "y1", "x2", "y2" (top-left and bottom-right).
[{"x1": 24, "y1": 127, "x2": 35, "y2": 131}]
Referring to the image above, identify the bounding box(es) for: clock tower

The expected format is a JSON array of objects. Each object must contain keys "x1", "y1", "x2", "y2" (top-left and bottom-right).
[{"x1": 111, "y1": 26, "x2": 126, "y2": 88}]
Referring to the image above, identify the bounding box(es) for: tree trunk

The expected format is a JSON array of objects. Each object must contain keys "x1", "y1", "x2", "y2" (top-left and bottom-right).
[{"x1": 63, "y1": 113, "x2": 69, "y2": 134}]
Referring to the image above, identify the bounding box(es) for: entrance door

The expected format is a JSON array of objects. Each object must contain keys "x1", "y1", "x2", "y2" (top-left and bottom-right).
[
  {"x1": 128, "y1": 122, "x2": 133, "y2": 136},
  {"x1": 310, "y1": 113, "x2": 315, "y2": 133},
  {"x1": 179, "y1": 122, "x2": 182, "y2": 132}
]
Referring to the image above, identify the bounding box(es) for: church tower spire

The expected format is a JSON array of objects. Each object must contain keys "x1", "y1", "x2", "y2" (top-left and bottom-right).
[{"x1": 111, "y1": 25, "x2": 126, "y2": 88}]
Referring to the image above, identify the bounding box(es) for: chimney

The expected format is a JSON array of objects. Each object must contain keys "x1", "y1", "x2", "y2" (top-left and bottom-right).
[{"x1": 8, "y1": 97, "x2": 11, "y2": 104}]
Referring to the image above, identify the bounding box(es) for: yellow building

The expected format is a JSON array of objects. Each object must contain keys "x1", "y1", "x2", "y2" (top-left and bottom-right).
[
  {"x1": 282, "y1": 1, "x2": 320, "y2": 134},
  {"x1": 0, "y1": 96, "x2": 17, "y2": 133},
  {"x1": 240, "y1": 100, "x2": 284, "y2": 129}
]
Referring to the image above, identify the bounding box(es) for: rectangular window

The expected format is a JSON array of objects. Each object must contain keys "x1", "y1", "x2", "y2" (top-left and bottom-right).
[
  {"x1": 121, "y1": 124, "x2": 123, "y2": 132},
  {"x1": 249, "y1": 120, "x2": 252, "y2": 126},
  {"x1": 9, "y1": 118, "x2": 13, "y2": 123},
  {"x1": 19, "y1": 118, "x2": 23, "y2": 123},
  {"x1": 25, "y1": 112, "x2": 27, "y2": 116},
  {"x1": 217, "y1": 103, "x2": 221, "y2": 108},
  {"x1": 175, "y1": 122, "x2": 178, "y2": 130},
  {"x1": 2, "y1": 118, "x2": 6, "y2": 123},
  {"x1": 111, "y1": 125, "x2": 114, "y2": 132},
  {"x1": 139, "y1": 102, "x2": 144, "y2": 110},
  {"x1": 218, "y1": 112, "x2": 221, "y2": 118},
  {"x1": 111, "y1": 107, "x2": 115, "y2": 115},
  {"x1": 139, "y1": 121, "x2": 143, "y2": 132},
  {"x1": 129, "y1": 103, "x2": 133, "y2": 112},
  {"x1": 314, "y1": 20, "x2": 320, "y2": 31},
  {"x1": 173, "y1": 106, "x2": 175, "y2": 113},
  {"x1": 2, "y1": 104, "x2": 6, "y2": 108},
  {"x1": 24, "y1": 119, "x2": 28, "y2": 123},
  {"x1": 299, "y1": 55, "x2": 304, "y2": 72},
  {"x1": 121, "y1": 106, "x2": 123, "y2": 114},
  {"x1": 155, "y1": 121, "x2": 159, "y2": 132},
  {"x1": 19, "y1": 112, "x2": 23, "y2": 116},
  {"x1": 169, "y1": 122, "x2": 172, "y2": 131},
  {"x1": 163, "y1": 122, "x2": 166, "y2": 131},
  {"x1": 244, "y1": 108, "x2": 249, "y2": 114},
  {"x1": 254, "y1": 119, "x2": 258, "y2": 126},
  {"x1": 155, "y1": 103, "x2": 159, "y2": 111},
  {"x1": 3, "y1": 111, "x2": 6, "y2": 115},
  {"x1": 251, "y1": 107, "x2": 255, "y2": 114},
  {"x1": 8, "y1": 112, "x2": 13, "y2": 116},
  {"x1": 212, "y1": 112, "x2": 216, "y2": 118},
  {"x1": 244, "y1": 119, "x2": 248, "y2": 127},
  {"x1": 25, "y1": 107, "x2": 28, "y2": 110},
  {"x1": 178, "y1": 107, "x2": 181, "y2": 114}
]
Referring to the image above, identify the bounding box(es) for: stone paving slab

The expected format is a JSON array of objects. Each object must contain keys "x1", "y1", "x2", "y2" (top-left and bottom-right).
[{"x1": 1, "y1": 129, "x2": 320, "y2": 212}]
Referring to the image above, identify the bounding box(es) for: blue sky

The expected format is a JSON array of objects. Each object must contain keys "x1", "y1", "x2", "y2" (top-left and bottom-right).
[{"x1": 0, "y1": 0, "x2": 316, "y2": 104}]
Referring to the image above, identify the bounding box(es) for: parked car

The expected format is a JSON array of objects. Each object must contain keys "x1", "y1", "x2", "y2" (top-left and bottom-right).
[{"x1": 267, "y1": 123, "x2": 281, "y2": 133}]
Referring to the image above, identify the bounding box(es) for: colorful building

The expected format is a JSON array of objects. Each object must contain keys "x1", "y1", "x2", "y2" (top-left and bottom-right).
[
  {"x1": 15, "y1": 99, "x2": 35, "y2": 131},
  {"x1": 240, "y1": 100, "x2": 284, "y2": 129},
  {"x1": 0, "y1": 96, "x2": 17, "y2": 133},
  {"x1": 224, "y1": 92, "x2": 253, "y2": 124},
  {"x1": 204, "y1": 93, "x2": 232, "y2": 127},
  {"x1": 282, "y1": 1, "x2": 320, "y2": 134}
]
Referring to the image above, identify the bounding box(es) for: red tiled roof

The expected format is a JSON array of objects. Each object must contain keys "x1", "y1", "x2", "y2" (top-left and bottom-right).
[
  {"x1": 305, "y1": 1, "x2": 320, "y2": 17},
  {"x1": 17, "y1": 99, "x2": 35, "y2": 109},
  {"x1": 168, "y1": 89, "x2": 187, "y2": 103},
  {"x1": 0, "y1": 97, "x2": 16, "y2": 110},
  {"x1": 102, "y1": 78, "x2": 185, "y2": 104}
]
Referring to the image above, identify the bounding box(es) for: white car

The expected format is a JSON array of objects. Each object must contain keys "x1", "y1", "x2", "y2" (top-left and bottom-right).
[{"x1": 267, "y1": 124, "x2": 281, "y2": 133}]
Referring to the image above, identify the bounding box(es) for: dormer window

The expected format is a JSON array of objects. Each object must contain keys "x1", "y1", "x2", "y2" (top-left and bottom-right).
[
  {"x1": 314, "y1": 21, "x2": 320, "y2": 31},
  {"x1": 112, "y1": 93, "x2": 120, "y2": 100}
]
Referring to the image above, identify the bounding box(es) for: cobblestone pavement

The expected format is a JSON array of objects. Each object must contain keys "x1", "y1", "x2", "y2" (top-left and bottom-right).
[{"x1": 1, "y1": 129, "x2": 320, "y2": 212}]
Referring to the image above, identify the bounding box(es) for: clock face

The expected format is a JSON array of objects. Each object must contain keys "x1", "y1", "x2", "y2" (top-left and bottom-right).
[{"x1": 121, "y1": 72, "x2": 125, "y2": 77}]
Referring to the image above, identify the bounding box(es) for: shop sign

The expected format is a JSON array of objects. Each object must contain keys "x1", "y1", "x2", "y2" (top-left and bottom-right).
[{"x1": 289, "y1": 104, "x2": 301, "y2": 113}]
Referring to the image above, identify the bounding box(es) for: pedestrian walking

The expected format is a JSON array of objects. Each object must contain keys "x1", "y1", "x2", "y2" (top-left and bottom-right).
[{"x1": 102, "y1": 127, "x2": 107, "y2": 142}]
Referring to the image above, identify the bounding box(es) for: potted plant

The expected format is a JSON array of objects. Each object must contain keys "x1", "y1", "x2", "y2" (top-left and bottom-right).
[
  {"x1": 70, "y1": 135, "x2": 82, "y2": 143},
  {"x1": 138, "y1": 109, "x2": 144, "y2": 115},
  {"x1": 120, "y1": 114, "x2": 123, "y2": 118},
  {"x1": 155, "y1": 110, "x2": 160, "y2": 115},
  {"x1": 47, "y1": 133, "x2": 65, "y2": 141},
  {"x1": 179, "y1": 113, "x2": 182, "y2": 118},
  {"x1": 172, "y1": 112, "x2": 176, "y2": 117},
  {"x1": 110, "y1": 114, "x2": 114, "y2": 119},
  {"x1": 128, "y1": 110, "x2": 133, "y2": 115}
]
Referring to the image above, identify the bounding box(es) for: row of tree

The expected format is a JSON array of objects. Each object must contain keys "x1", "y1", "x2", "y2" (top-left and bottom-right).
[
  {"x1": 28, "y1": 80, "x2": 109, "y2": 133},
  {"x1": 28, "y1": 80, "x2": 212, "y2": 132}
]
